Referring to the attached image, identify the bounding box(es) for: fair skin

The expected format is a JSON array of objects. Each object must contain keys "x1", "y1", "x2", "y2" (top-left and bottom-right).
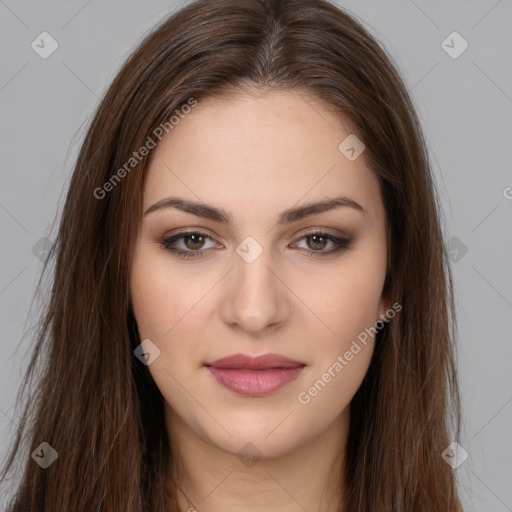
[{"x1": 130, "y1": 89, "x2": 390, "y2": 512}]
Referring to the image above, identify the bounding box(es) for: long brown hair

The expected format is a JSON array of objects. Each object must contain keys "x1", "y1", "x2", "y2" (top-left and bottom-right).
[{"x1": 1, "y1": 0, "x2": 463, "y2": 510}]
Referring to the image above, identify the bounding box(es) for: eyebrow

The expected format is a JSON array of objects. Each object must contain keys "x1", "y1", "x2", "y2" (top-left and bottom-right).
[{"x1": 144, "y1": 195, "x2": 366, "y2": 225}]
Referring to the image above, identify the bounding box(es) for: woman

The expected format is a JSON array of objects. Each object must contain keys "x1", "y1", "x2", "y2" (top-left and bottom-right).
[{"x1": 0, "y1": 0, "x2": 463, "y2": 510}]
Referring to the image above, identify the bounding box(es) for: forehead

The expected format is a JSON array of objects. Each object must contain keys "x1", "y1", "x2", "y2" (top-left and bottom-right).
[{"x1": 143, "y1": 90, "x2": 384, "y2": 223}]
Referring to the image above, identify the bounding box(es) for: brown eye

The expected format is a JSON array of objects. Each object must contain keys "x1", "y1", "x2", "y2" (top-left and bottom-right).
[
  {"x1": 183, "y1": 233, "x2": 206, "y2": 250},
  {"x1": 292, "y1": 231, "x2": 351, "y2": 256},
  {"x1": 159, "y1": 231, "x2": 218, "y2": 259},
  {"x1": 306, "y1": 234, "x2": 328, "y2": 251}
]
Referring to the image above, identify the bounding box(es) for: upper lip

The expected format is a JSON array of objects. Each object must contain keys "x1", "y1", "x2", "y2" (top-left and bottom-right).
[{"x1": 205, "y1": 353, "x2": 306, "y2": 370}]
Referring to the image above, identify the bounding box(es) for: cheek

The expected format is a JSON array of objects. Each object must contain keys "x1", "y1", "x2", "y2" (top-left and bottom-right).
[
  {"x1": 294, "y1": 265, "x2": 383, "y2": 413},
  {"x1": 130, "y1": 248, "x2": 202, "y2": 339},
  {"x1": 130, "y1": 251, "x2": 209, "y2": 408},
  {"x1": 292, "y1": 244, "x2": 386, "y2": 407},
  {"x1": 299, "y1": 255, "x2": 386, "y2": 347},
  {"x1": 130, "y1": 246, "x2": 219, "y2": 383}
]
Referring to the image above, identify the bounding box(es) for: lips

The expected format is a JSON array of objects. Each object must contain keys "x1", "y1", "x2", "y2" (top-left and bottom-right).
[
  {"x1": 206, "y1": 352, "x2": 305, "y2": 370},
  {"x1": 204, "y1": 353, "x2": 306, "y2": 396}
]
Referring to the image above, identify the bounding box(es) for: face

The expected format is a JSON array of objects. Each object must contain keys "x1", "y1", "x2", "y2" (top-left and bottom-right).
[{"x1": 130, "y1": 90, "x2": 390, "y2": 460}]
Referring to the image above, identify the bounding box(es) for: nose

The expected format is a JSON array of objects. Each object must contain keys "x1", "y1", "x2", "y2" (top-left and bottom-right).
[{"x1": 220, "y1": 245, "x2": 289, "y2": 335}]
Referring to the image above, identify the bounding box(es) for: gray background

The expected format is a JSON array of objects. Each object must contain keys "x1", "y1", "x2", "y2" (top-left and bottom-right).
[{"x1": 0, "y1": 1, "x2": 511, "y2": 510}]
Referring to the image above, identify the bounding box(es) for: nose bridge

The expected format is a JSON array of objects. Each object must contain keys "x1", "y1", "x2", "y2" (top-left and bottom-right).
[{"x1": 221, "y1": 236, "x2": 287, "y2": 332}]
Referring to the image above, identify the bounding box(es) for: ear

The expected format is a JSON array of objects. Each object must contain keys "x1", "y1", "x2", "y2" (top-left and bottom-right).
[
  {"x1": 377, "y1": 259, "x2": 393, "y2": 320},
  {"x1": 377, "y1": 291, "x2": 392, "y2": 321}
]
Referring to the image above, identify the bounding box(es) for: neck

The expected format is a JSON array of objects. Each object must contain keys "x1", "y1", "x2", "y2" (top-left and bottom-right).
[{"x1": 166, "y1": 408, "x2": 349, "y2": 512}]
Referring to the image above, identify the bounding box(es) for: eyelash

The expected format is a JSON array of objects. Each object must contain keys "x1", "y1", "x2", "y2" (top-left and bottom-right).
[{"x1": 158, "y1": 230, "x2": 351, "y2": 260}]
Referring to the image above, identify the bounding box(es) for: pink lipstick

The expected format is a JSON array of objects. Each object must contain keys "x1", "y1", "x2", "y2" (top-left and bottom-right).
[{"x1": 205, "y1": 353, "x2": 306, "y2": 397}]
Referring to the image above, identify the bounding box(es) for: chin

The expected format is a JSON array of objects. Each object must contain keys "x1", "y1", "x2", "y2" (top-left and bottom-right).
[
  {"x1": 213, "y1": 432, "x2": 300, "y2": 462},
  {"x1": 198, "y1": 413, "x2": 310, "y2": 460}
]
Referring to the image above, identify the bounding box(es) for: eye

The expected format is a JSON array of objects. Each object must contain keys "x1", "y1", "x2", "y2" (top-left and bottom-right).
[
  {"x1": 159, "y1": 229, "x2": 351, "y2": 260},
  {"x1": 291, "y1": 231, "x2": 351, "y2": 256},
  {"x1": 159, "y1": 231, "x2": 219, "y2": 259}
]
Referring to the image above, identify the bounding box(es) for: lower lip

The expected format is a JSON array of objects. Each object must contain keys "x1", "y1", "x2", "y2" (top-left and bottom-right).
[{"x1": 205, "y1": 366, "x2": 305, "y2": 397}]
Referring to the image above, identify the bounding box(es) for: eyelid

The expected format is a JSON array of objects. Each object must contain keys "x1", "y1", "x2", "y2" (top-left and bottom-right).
[
  {"x1": 293, "y1": 227, "x2": 351, "y2": 240},
  {"x1": 160, "y1": 229, "x2": 221, "y2": 251}
]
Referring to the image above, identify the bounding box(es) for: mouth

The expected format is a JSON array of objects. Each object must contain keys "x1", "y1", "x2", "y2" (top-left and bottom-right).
[{"x1": 204, "y1": 353, "x2": 306, "y2": 397}]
